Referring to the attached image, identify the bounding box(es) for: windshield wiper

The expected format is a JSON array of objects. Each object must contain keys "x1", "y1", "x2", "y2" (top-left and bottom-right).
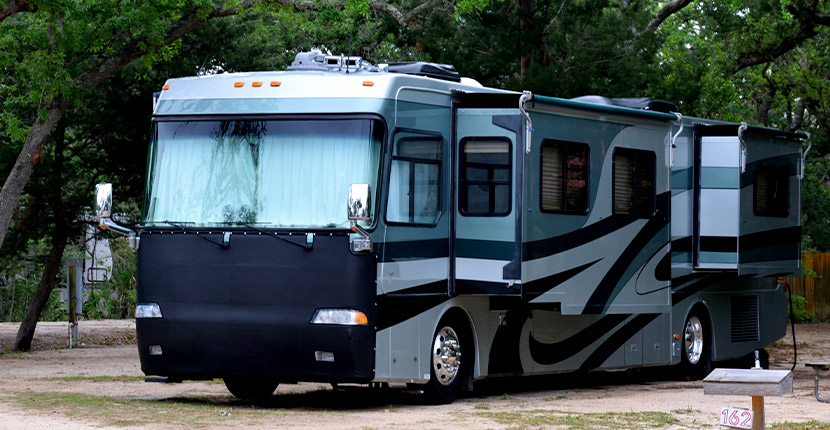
[
  {"x1": 160, "y1": 220, "x2": 230, "y2": 249},
  {"x1": 242, "y1": 224, "x2": 312, "y2": 250}
]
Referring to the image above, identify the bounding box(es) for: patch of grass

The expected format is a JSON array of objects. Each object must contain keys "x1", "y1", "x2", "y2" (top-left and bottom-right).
[
  {"x1": 770, "y1": 421, "x2": 830, "y2": 430},
  {"x1": 474, "y1": 403, "x2": 491, "y2": 410},
  {"x1": 47, "y1": 375, "x2": 145, "y2": 383},
  {"x1": 556, "y1": 394, "x2": 567, "y2": 400},
  {"x1": 12, "y1": 392, "x2": 304, "y2": 427},
  {"x1": 477, "y1": 409, "x2": 677, "y2": 429},
  {"x1": 671, "y1": 407, "x2": 699, "y2": 414}
]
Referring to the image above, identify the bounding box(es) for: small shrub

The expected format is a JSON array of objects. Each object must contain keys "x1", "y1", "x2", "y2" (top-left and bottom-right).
[{"x1": 789, "y1": 294, "x2": 817, "y2": 323}]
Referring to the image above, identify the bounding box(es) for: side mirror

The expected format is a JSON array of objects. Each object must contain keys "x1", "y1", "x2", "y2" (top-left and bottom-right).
[
  {"x1": 95, "y1": 183, "x2": 113, "y2": 219},
  {"x1": 347, "y1": 184, "x2": 372, "y2": 252},
  {"x1": 94, "y1": 183, "x2": 138, "y2": 249},
  {"x1": 348, "y1": 184, "x2": 372, "y2": 221}
]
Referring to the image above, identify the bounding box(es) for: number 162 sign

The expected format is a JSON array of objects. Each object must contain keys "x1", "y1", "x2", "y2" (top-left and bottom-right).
[{"x1": 719, "y1": 407, "x2": 754, "y2": 429}]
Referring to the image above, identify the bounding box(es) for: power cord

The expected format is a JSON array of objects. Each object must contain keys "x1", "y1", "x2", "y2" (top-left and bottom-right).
[{"x1": 786, "y1": 280, "x2": 797, "y2": 372}]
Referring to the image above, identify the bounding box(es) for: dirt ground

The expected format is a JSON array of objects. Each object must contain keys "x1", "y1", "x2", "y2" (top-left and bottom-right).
[{"x1": 0, "y1": 320, "x2": 829, "y2": 429}]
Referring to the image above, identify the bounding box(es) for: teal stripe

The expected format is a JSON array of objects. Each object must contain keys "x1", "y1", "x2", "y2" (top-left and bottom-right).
[
  {"x1": 671, "y1": 252, "x2": 691, "y2": 263},
  {"x1": 699, "y1": 167, "x2": 739, "y2": 189},
  {"x1": 671, "y1": 168, "x2": 692, "y2": 190},
  {"x1": 456, "y1": 239, "x2": 514, "y2": 260},
  {"x1": 698, "y1": 251, "x2": 737, "y2": 264}
]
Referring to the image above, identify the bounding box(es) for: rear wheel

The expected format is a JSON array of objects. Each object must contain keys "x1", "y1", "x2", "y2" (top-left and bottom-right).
[
  {"x1": 425, "y1": 314, "x2": 472, "y2": 404},
  {"x1": 681, "y1": 310, "x2": 712, "y2": 380},
  {"x1": 223, "y1": 376, "x2": 279, "y2": 400}
]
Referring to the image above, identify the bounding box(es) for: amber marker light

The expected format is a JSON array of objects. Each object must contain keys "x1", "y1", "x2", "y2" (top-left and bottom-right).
[
  {"x1": 355, "y1": 311, "x2": 368, "y2": 325},
  {"x1": 162, "y1": 84, "x2": 170, "y2": 90},
  {"x1": 363, "y1": 81, "x2": 374, "y2": 87},
  {"x1": 270, "y1": 81, "x2": 281, "y2": 87},
  {"x1": 674, "y1": 333, "x2": 681, "y2": 339},
  {"x1": 234, "y1": 82, "x2": 244, "y2": 87},
  {"x1": 252, "y1": 81, "x2": 262, "y2": 87}
]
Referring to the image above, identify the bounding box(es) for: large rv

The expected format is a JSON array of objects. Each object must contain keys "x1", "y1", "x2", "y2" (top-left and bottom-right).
[{"x1": 96, "y1": 52, "x2": 804, "y2": 403}]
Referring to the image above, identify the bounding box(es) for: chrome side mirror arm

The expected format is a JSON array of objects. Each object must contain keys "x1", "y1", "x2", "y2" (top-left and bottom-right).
[{"x1": 95, "y1": 183, "x2": 139, "y2": 249}]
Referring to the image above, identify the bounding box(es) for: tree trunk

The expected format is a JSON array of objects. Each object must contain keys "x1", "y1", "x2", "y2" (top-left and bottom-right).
[
  {"x1": 13, "y1": 119, "x2": 69, "y2": 352},
  {"x1": 13, "y1": 221, "x2": 68, "y2": 351},
  {"x1": 518, "y1": 0, "x2": 533, "y2": 82},
  {"x1": 0, "y1": 101, "x2": 70, "y2": 253}
]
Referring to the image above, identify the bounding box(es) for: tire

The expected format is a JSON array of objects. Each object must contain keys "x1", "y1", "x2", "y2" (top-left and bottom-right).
[
  {"x1": 425, "y1": 314, "x2": 473, "y2": 404},
  {"x1": 680, "y1": 309, "x2": 712, "y2": 380},
  {"x1": 223, "y1": 376, "x2": 279, "y2": 400}
]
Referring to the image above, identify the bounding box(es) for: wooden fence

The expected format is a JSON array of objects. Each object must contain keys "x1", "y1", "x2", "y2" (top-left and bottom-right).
[{"x1": 787, "y1": 253, "x2": 830, "y2": 321}]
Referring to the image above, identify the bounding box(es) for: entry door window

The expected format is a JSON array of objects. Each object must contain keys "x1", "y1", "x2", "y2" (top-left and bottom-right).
[{"x1": 460, "y1": 137, "x2": 511, "y2": 216}]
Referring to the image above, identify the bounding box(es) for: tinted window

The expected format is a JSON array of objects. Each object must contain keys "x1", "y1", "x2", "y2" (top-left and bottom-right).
[
  {"x1": 755, "y1": 164, "x2": 789, "y2": 217},
  {"x1": 386, "y1": 136, "x2": 442, "y2": 224},
  {"x1": 541, "y1": 140, "x2": 589, "y2": 212},
  {"x1": 613, "y1": 148, "x2": 655, "y2": 216}
]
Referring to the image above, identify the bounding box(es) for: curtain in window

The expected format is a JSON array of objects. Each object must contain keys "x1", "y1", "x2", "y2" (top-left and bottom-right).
[
  {"x1": 149, "y1": 122, "x2": 258, "y2": 224},
  {"x1": 541, "y1": 145, "x2": 564, "y2": 210},
  {"x1": 257, "y1": 123, "x2": 380, "y2": 227}
]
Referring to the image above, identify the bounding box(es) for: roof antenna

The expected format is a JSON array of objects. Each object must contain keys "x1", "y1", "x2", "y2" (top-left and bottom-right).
[{"x1": 346, "y1": 31, "x2": 352, "y2": 74}]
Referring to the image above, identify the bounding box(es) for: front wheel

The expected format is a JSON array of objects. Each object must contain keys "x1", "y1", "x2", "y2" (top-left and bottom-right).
[
  {"x1": 680, "y1": 311, "x2": 712, "y2": 380},
  {"x1": 223, "y1": 376, "x2": 279, "y2": 400},
  {"x1": 425, "y1": 315, "x2": 472, "y2": 404}
]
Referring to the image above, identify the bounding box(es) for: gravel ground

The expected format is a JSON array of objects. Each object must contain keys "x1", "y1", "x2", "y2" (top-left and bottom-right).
[{"x1": 0, "y1": 320, "x2": 828, "y2": 429}]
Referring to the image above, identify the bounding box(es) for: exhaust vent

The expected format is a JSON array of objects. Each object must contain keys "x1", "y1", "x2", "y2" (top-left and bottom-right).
[{"x1": 730, "y1": 295, "x2": 759, "y2": 343}]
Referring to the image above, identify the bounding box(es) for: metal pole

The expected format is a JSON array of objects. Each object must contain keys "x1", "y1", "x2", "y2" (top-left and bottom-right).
[{"x1": 68, "y1": 266, "x2": 78, "y2": 348}]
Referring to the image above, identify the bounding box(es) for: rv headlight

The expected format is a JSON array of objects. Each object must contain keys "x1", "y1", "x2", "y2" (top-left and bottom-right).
[
  {"x1": 310, "y1": 309, "x2": 368, "y2": 326},
  {"x1": 135, "y1": 303, "x2": 163, "y2": 319}
]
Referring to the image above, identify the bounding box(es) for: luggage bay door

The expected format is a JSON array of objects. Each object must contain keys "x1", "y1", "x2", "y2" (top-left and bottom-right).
[{"x1": 453, "y1": 107, "x2": 522, "y2": 296}]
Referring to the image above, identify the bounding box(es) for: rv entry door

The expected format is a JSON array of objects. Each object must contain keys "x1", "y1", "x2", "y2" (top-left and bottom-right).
[{"x1": 453, "y1": 107, "x2": 523, "y2": 296}]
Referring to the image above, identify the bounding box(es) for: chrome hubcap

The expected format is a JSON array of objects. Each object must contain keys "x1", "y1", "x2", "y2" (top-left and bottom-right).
[
  {"x1": 432, "y1": 326, "x2": 462, "y2": 386},
  {"x1": 684, "y1": 316, "x2": 704, "y2": 365}
]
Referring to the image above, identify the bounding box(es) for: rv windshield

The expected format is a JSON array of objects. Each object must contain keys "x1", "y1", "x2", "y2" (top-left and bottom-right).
[{"x1": 143, "y1": 118, "x2": 383, "y2": 228}]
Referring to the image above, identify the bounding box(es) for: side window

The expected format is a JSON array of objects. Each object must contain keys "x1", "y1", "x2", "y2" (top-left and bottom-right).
[
  {"x1": 386, "y1": 136, "x2": 442, "y2": 225},
  {"x1": 460, "y1": 137, "x2": 511, "y2": 216},
  {"x1": 613, "y1": 148, "x2": 655, "y2": 217},
  {"x1": 540, "y1": 140, "x2": 589, "y2": 213},
  {"x1": 754, "y1": 164, "x2": 789, "y2": 218}
]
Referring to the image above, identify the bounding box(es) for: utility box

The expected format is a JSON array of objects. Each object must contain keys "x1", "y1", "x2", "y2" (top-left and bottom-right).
[{"x1": 704, "y1": 368, "x2": 793, "y2": 429}]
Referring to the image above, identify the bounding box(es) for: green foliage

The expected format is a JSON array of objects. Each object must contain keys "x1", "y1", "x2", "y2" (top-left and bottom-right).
[
  {"x1": 82, "y1": 237, "x2": 137, "y2": 320},
  {"x1": 0, "y1": 238, "x2": 70, "y2": 322},
  {"x1": 790, "y1": 294, "x2": 817, "y2": 323}
]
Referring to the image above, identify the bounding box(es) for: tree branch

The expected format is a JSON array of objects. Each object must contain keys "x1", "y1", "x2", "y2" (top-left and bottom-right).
[
  {"x1": 272, "y1": 0, "x2": 444, "y2": 27},
  {"x1": 644, "y1": 0, "x2": 693, "y2": 33},
  {"x1": 0, "y1": 0, "x2": 32, "y2": 22},
  {"x1": 73, "y1": 2, "x2": 258, "y2": 90},
  {"x1": 735, "y1": 2, "x2": 830, "y2": 72}
]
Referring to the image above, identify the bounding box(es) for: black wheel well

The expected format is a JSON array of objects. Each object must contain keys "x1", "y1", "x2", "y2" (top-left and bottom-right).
[
  {"x1": 687, "y1": 302, "x2": 713, "y2": 357},
  {"x1": 439, "y1": 307, "x2": 476, "y2": 378}
]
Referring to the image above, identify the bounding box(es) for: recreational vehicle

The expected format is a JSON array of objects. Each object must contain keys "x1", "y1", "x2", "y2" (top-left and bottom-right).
[{"x1": 95, "y1": 52, "x2": 805, "y2": 403}]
